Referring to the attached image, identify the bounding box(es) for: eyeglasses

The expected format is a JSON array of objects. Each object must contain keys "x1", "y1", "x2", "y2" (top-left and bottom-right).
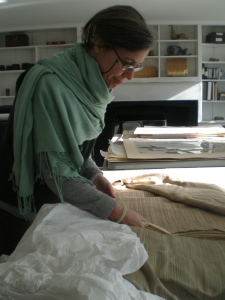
[{"x1": 113, "y1": 48, "x2": 143, "y2": 72}]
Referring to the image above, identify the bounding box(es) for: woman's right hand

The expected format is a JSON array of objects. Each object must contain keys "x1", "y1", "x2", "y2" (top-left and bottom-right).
[{"x1": 108, "y1": 204, "x2": 148, "y2": 228}]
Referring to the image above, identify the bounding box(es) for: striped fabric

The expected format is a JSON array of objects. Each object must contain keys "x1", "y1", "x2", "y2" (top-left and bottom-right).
[
  {"x1": 124, "y1": 229, "x2": 225, "y2": 300},
  {"x1": 113, "y1": 173, "x2": 225, "y2": 299},
  {"x1": 114, "y1": 173, "x2": 225, "y2": 238}
]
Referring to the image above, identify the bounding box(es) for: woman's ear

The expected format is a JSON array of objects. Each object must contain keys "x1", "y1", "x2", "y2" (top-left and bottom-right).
[
  {"x1": 93, "y1": 44, "x2": 103, "y2": 54},
  {"x1": 89, "y1": 45, "x2": 108, "y2": 62}
]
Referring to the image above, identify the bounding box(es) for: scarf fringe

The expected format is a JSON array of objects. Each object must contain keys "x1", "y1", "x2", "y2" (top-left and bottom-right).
[
  {"x1": 18, "y1": 195, "x2": 36, "y2": 218},
  {"x1": 36, "y1": 152, "x2": 65, "y2": 203},
  {"x1": 9, "y1": 172, "x2": 36, "y2": 218},
  {"x1": 10, "y1": 152, "x2": 94, "y2": 217}
]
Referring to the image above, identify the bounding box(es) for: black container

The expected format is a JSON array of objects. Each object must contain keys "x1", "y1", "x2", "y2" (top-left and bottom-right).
[
  {"x1": 11, "y1": 64, "x2": 20, "y2": 70},
  {"x1": 5, "y1": 34, "x2": 29, "y2": 47},
  {"x1": 206, "y1": 32, "x2": 225, "y2": 43},
  {"x1": 0, "y1": 65, "x2": 5, "y2": 71},
  {"x1": 22, "y1": 63, "x2": 34, "y2": 70}
]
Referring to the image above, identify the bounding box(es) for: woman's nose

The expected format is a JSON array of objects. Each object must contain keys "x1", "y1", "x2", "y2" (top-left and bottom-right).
[{"x1": 122, "y1": 69, "x2": 135, "y2": 80}]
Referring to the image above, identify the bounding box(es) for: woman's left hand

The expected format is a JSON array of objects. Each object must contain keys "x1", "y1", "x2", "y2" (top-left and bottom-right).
[{"x1": 93, "y1": 173, "x2": 117, "y2": 199}]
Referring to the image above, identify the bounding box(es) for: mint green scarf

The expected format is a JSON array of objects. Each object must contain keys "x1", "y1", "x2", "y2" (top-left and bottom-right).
[{"x1": 11, "y1": 43, "x2": 114, "y2": 216}]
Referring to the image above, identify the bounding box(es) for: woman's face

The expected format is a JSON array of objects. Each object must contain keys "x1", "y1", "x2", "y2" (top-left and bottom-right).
[{"x1": 92, "y1": 46, "x2": 150, "y2": 89}]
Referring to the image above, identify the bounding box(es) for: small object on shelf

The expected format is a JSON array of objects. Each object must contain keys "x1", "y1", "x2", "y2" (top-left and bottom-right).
[
  {"x1": 133, "y1": 67, "x2": 158, "y2": 78},
  {"x1": 148, "y1": 50, "x2": 155, "y2": 56},
  {"x1": 214, "y1": 116, "x2": 224, "y2": 120},
  {"x1": 219, "y1": 92, "x2": 225, "y2": 101},
  {"x1": 177, "y1": 33, "x2": 189, "y2": 40},
  {"x1": 167, "y1": 58, "x2": 188, "y2": 76},
  {"x1": 170, "y1": 25, "x2": 178, "y2": 40},
  {"x1": 46, "y1": 41, "x2": 66, "y2": 45},
  {"x1": 206, "y1": 32, "x2": 225, "y2": 44},
  {"x1": 169, "y1": 25, "x2": 189, "y2": 40},
  {"x1": 21, "y1": 63, "x2": 35, "y2": 70},
  {"x1": 22, "y1": 63, "x2": 30, "y2": 70},
  {"x1": 5, "y1": 34, "x2": 29, "y2": 47},
  {"x1": 4, "y1": 64, "x2": 21, "y2": 70},
  {"x1": 5, "y1": 88, "x2": 10, "y2": 96},
  {"x1": 11, "y1": 64, "x2": 20, "y2": 70},
  {"x1": 167, "y1": 45, "x2": 187, "y2": 56},
  {"x1": 209, "y1": 57, "x2": 219, "y2": 61},
  {"x1": 0, "y1": 65, "x2": 5, "y2": 71}
]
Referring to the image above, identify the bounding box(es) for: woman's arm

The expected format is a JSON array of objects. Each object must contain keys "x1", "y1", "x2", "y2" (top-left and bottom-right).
[
  {"x1": 40, "y1": 153, "x2": 117, "y2": 219},
  {"x1": 40, "y1": 153, "x2": 148, "y2": 227}
]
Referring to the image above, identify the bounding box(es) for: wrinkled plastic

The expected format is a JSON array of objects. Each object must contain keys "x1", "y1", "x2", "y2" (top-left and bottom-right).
[{"x1": 0, "y1": 203, "x2": 164, "y2": 300}]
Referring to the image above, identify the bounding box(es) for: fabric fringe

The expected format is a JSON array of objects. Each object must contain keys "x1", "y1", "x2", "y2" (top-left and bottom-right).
[
  {"x1": 18, "y1": 195, "x2": 36, "y2": 218},
  {"x1": 10, "y1": 152, "x2": 94, "y2": 218},
  {"x1": 8, "y1": 172, "x2": 16, "y2": 193},
  {"x1": 39, "y1": 151, "x2": 94, "y2": 204},
  {"x1": 9, "y1": 172, "x2": 36, "y2": 218}
]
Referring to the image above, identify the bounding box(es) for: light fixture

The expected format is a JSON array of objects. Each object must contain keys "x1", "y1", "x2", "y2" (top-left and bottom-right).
[{"x1": 0, "y1": 0, "x2": 7, "y2": 3}]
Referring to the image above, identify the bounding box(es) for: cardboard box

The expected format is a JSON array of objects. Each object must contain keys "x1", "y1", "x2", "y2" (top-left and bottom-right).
[{"x1": 134, "y1": 67, "x2": 158, "y2": 78}]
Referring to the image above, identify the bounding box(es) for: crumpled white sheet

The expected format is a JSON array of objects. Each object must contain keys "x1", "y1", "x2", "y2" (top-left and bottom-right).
[{"x1": 0, "y1": 203, "x2": 164, "y2": 300}]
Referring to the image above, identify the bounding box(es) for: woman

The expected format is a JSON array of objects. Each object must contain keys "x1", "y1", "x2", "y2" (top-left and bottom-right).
[{"x1": 0, "y1": 5, "x2": 154, "y2": 254}]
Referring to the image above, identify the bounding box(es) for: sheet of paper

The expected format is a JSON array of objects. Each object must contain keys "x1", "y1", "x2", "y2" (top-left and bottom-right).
[
  {"x1": 110, "y1": 140, "x2": 127, "y2": 157},
  {"x1": 123, "y1": 139, "x2": 225, "y2": 160},
  {"x1": 134, "y1": 126, "x2": 225, "y2": 138}
]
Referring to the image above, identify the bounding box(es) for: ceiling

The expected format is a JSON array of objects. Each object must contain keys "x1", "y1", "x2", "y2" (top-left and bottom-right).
[{"x1": 1, "y1": 0, "x2": 225, "y2": 32}]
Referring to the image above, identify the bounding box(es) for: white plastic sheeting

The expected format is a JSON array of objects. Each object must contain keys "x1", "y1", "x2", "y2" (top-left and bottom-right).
[{"x1": 0, "y1": 203, "x2": 164, "y2": 300}]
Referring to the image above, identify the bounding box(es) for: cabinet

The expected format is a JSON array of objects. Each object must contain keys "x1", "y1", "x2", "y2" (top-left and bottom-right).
[
  {"x1": 201, "y1": 25, "x2": 225, "y2": 124},
  {"x1": 0, "y1": 27, "x2": 79, "y2": 106},
  {"x1": 134, "y1": 24, "x2": 199, "y2": 81}
]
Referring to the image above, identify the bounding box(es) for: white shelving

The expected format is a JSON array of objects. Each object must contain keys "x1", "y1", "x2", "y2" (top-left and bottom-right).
[
  {"x1": 0, "y1": 24, "x2": 200, "y2": 101},
  {"x1": 201, "y1": 26, "x2": 225, "y2": 124},
  {"x1": 1, "y1": 24, "x2": 225, "y2": 124},
  {"x1": 134, "y1": 25, "x2": 199, "y2": 81},
  {"x1": 0, "y1": 28, "x2": 77, "y2": 105}
]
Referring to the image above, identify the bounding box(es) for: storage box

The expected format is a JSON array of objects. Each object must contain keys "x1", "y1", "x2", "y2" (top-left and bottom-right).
[
  {"x1": 5, "y1": 34, "x2": 29, "y2": 47},
  {"x1": 167, "y1": 58, "x2": 188, "y2": 76},
  {"x1": 206, "y1": 32, "x2": 225, "y2": 44},
  {"x1": 133, "y1": 67, "x2": 158, "y2": 78}
]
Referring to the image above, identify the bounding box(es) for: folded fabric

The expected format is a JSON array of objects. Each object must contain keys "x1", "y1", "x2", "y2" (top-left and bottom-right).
[
  {"x1": 116, "y1": 173, "x2": 225, "y2": 216},
  {"x1": 113, "y1": 173, "x2": 225, "y2": 238}
]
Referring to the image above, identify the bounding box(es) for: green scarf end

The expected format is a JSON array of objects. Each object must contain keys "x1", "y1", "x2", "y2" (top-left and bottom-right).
[{"x1": 18, "y1": 195, "x2": 36, "y2": 218}]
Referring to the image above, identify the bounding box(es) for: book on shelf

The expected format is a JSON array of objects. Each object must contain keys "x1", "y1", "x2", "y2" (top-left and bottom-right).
[
  {"x1": 207, "y1": 81, "x2": 212, "y2": 100},
  {"x1": 202, "y1": 65, "x2": 224, "y2": 80},
  {"x1": 206, "y1": 81, "x2": 219, "y2": 100},
  {"x1": 219, "y1": 92, "x2": 225, "y2": 100}
]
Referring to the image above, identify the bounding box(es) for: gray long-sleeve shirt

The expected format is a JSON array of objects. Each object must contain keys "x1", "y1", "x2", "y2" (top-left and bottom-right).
[{"x1": 40, "y1": 154, "x2": 117, "y2": 220}]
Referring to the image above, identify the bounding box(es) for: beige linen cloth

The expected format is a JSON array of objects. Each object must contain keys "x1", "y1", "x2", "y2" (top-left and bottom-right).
[
  {"x1": 112, "y1": 173, "x2": 225, "y2": 300},
  {"x1": 124, "y1": 228, "x2": 225, "y2": 300},
  {"x1": 113, "y1": 173, "x2": 225, "y2": 239}
]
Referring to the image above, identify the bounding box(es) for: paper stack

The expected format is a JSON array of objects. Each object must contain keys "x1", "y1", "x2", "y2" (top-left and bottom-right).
[{"x1": 102, "y1": 127, "x2": 225, "y2": 163}]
